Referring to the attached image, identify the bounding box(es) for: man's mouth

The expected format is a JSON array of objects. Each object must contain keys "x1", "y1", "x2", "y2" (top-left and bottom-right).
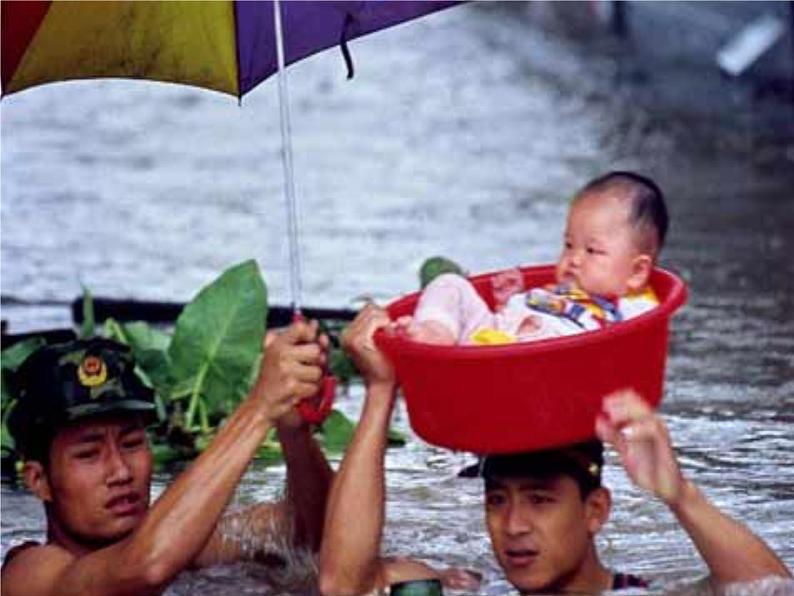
[
  {"x1": 105, "y1": 492, "x2": 141, "y2": 516},
  {"x1": 504, "y1": 548, "x2": 539, "y2": 567}
]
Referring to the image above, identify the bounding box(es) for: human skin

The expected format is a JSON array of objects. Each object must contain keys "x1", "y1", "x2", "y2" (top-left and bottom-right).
[
  {"x1": 484, "y1": 475, "x2": 611, "y2": 593},
  {"x1": 320, "y1": 305, "x2": 480, "y2": 594},
  {"x1": 319, "y1": 306, "x2": 791, "y2": 596},
  {"x1": 556, "y1": 191, "x2": 652, "y2": 297},
  {"x1": 1, "y1": 320, "x2": 332, "y2": 596},
  {"x1": 596, "y1": 390, "x2": 791, "y2": 587},
  {"x1": 40, "y1": 416, "x2": 153, "y2": 553},
  {"x1": 401, "y1": 189, "x2": 654, "y2": 345}
]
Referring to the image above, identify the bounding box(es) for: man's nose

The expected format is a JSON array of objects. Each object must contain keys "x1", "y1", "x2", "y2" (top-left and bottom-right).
[
  {"x1": 504, "y1": 503, "x2": 532, "y2": 537},
  {"x1": 105, "y1": 445, "x2": 133, "y2": 485}
]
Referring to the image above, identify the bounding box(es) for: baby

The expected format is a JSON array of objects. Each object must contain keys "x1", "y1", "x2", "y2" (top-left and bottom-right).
[{"x1": 400, "y1": 171, "x2": 669, "y2": 345}]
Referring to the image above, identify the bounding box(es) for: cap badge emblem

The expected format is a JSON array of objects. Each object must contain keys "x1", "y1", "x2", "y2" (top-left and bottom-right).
[{"x1": 78, "y1": 355, "x2": 108, "y2": 388}]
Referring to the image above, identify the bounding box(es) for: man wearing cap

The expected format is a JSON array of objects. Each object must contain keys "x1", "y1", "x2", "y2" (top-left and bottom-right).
[
  {"x1": 319, "y1": 305, "x2": 791, "y2": 594},
  {"x1": 2, "y1": 321, "x2": 333, "y2": 596}
]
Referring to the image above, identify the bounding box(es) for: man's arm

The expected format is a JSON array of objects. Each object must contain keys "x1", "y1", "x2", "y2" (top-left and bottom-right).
[
  {"x1": 277, "y1": 416, "x2": 334, "y2": 552},
  {"x1": 194, "y1": 329, "x2": 334, "y2": 567},
  {"x1": 318, "y1": 305, "x2": 399, "y2": 596},
  {"x1": 189, "y1": 422, "x2": 333, "y2": 567},
  {"x1": 1, "y1": 322, "x2": 325, "y2": 596},
  {"x1": 596, "y1": 390, "x2": 791, "y2": 586}
]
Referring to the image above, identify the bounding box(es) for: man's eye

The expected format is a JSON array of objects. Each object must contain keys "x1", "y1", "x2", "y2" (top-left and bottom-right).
[
  {"x1": 528, "y1": 493, "x2": 553, "y2": 505},
  {"x1": 486, "y1": 493, "x2": 506, "y2": 508},
  {"x1": 122, "y1": 437, "x2": 145, "y2": 450},
  {"x1": 75, "y1": 450, "x2": 99, "y2": 460}
]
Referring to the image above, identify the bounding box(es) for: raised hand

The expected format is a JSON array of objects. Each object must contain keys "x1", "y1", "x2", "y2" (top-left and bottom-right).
[
  {"x1": 595, "y1": 389, "x2": 685, "y2": 505},
  {"x1": 252, "y1": 320, "x2": 325, "y2": 424},
  {"x1": 341, "y1": 304, "x2": 396, "y2": 392}
]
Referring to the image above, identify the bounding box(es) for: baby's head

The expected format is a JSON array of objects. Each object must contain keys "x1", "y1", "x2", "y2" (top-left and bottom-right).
[{"x1": 555, "y1": 171, "x2": 668, "y2": 297}]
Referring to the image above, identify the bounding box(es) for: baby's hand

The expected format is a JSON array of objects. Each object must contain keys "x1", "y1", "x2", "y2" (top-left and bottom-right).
[
  {"x1": 388, "y1": 315, "x2": 414, "y2": 336},
  {"x1": 517, "y1": 314, "x2": 543, "y2": 336},
  {"x1": 491, "y1": 267, "x2": 524, "y2": 310}
]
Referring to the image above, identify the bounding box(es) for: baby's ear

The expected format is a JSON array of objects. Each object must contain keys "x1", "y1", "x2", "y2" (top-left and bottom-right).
[{"x1": 627, "y1": 254, "x2": 653, "y2": 292}]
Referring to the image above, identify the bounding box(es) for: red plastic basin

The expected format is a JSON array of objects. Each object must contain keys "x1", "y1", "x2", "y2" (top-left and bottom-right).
[{"x1": 375, "y1": 265, "x2": 687, "y2": 454}]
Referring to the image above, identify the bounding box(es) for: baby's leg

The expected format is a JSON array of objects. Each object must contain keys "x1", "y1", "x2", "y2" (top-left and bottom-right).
[{"x1": 410, "y1": 273, "x2": 496, "y2": 344}]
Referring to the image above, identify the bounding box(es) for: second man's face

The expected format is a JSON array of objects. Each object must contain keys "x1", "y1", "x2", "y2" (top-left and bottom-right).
[{"x1": 484, "y1": 474, "x2": 605, "y2": 593}]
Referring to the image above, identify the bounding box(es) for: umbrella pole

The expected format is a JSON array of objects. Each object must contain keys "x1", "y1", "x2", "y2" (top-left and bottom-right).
[{"x1": 273, "y1": 0, "x2": 303, "y2": 313}]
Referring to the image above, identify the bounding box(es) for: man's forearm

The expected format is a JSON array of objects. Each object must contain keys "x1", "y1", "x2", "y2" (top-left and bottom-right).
[
  {"x1": 670, "y1": 479, "x2": 791, "y2": 585},
  {"x1": 319, "y1": 383, "x2": 396, "y2": 596},
  {"x1": 123, "y1": 394, "x2": 275, "y2": 585},
  {"x1": 22, "y1": 394, "x2": 276, "y2": 596},
  {"x1": 277, "y1": 422, "x2": 333, "y2": 551}
]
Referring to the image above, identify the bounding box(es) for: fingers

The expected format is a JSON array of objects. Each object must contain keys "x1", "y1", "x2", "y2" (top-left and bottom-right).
[
  {"x1": 280, "y1": 318, "x2": 320, "y2": 345},
  {"x1": 601, "y1": 389, "x2": 652, "y2": 427},
  {"x1": 288, "y1": 342, "x2": 326, "y2": 366},
  {"x1": 597, "y1": 388, "x2": 684, "y2": 502},
  {"x1": 440, "y1": 568, "x2": 482, "y2": 591},
  {"x1": 342, "y1": 304, "x2": 391, "y2": 350},
  {"x1": 264, "y1": 330, "x2": 278, "y2": 349}
]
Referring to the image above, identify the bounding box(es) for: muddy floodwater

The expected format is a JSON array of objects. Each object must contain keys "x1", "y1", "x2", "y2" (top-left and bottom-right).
[{"x1": 2, "y1": 3, "x2": 793, "y2": 594}]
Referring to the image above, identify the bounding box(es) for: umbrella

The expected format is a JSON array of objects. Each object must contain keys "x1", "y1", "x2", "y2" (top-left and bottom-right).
[
  {"x1": 2, "y1": 0, "x2": 459, "y2": 309},
  {"x1": 2, "y1": 0, "x2": 460, "y2": 421}
]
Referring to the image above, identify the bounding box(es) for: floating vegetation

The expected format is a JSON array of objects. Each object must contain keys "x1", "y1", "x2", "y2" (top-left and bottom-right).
[{"x1": 1, "y1": 259, "x2": 405, "y2": 476}]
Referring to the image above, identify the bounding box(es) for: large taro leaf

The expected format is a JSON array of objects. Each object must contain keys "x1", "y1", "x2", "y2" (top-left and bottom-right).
[
  {"x1": 105, "y1": 319, "x2": 173, "y2": 394},
  {"x1": 168, "y1": 260, "x2": 267, "y2": 427}
]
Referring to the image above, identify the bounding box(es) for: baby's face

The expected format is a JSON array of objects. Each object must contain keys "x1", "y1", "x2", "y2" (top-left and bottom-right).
[{"x1": 555, "y1": 192, "x2": 644, "y2": 297}]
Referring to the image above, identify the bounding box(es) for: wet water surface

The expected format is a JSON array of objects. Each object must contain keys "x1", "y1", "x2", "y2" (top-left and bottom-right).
[{"x1": 2, "y1": 3, "x2": 793, "y2": 593}]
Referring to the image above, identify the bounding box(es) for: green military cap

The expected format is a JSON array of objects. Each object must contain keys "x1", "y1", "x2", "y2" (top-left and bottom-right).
[
  {"x1": 7, "y1": 337, "x2": 157, "y2": 457},
  {"x1": 459, "y1": 439, "x2": 604, "y2": 490}
]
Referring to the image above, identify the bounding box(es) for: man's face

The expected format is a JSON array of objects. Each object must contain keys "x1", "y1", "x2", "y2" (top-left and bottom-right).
[
  {"x1": 44, "y1": 415, "x2": 152, "y2": 547},
  {"x1": 555, "y1": 192, "x2": 645, "y2": 297},
  {"x1": 485, "y1": 474, "x2": 605, "y2": 593}
]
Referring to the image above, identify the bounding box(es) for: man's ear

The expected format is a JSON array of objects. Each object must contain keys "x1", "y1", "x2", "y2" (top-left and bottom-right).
[
  {"x1": 585, "y1": 487, "x2": 611, "y2": 536},
  {"x1": 23, "y1": 461, "x2": 53, "y2": 502},
  {"x1": 627, "y1": 254, "x2": 653, "y2": 292}
]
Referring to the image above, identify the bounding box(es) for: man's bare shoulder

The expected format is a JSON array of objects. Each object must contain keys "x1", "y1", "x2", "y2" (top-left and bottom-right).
[{"x1": 2, "y1": 542, "x2": 75, "y2": 596}]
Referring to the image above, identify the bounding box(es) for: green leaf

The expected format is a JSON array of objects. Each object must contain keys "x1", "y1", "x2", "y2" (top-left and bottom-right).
[
  {"x1": 80, "y1": 286, "x2": 95, "y2": 339},
  {"x1": 150, "y1": 441, "x2": 196, "y2": 468},
  {"x1": 255, "y1": 430, "x2": 285, "y2": 465},
  {"x1": 329, "y1": 346, "x2": 358, "y2": 385},
  {"x1": 1, "y1": 339, "x2": 45, "y2": 438},
  {"x1": 168, "y1": 260, "x2": 268, "y2": 428},
  {"x1": 419, "y1": 256, "x2": 465, "y2": 289},
  {"x1": 119, "y1": 322, "x2": 173, "y2": 392},
  {"x1": 319, "y1": 409, "x2": 406, "y2": 453},
  {"x1": 1, "y1": 338, "x2": 46, "y2": 372},
  {"x1": 319, "y1": 410, "x2": 357, "y2": 453},
  {"x1": 1, "y1": 399, "x2": 17, "y2": 454},
  {"x1": 387, "y1": 426, "x2": 407, "y2": 447}
]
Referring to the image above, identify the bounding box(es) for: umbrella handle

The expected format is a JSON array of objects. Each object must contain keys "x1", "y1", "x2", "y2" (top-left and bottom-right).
[{"x1": 292, "y1": 312, "x2": 336, "y2": 424}]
